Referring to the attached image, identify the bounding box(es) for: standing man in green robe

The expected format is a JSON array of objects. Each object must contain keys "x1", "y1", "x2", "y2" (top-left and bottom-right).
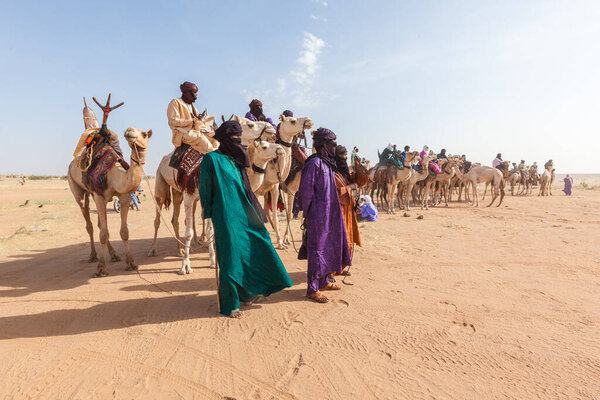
[{"x1": 199, "y1": 120, "x2": 293, "y2": 318}]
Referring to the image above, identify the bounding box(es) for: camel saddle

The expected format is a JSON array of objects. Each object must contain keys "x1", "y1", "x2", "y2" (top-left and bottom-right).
[
  {"x1": 374, "y1": 164, "x2": 396, "y2": 186},
  {"x1": 175, "y1": 146, "x2": 204, "y2": 194},
  {"x1": 81, "y1": 141, "x2": 125, "y2": 196},
  {"x1": 169, "y1": 143, "x2": 190, "y2": 169}
]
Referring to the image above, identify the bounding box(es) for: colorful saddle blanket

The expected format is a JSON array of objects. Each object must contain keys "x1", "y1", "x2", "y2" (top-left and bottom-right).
[
  {"x1": 176, "y1": 146, "x2": 204, "y2": 194},
  {"x1": 82, "y1": 143, "x2": 122, "y2": 195}
]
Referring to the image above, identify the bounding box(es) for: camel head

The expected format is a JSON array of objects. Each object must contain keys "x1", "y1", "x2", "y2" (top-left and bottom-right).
[
  {"x1": 252, "y1": 140, "x2": 284, "y2": 164},
  {"x1": 421, "y1": 154, "x2": 434, "y2": 166},
  {"x1": 404, "y1": 151, "x2": 421, "y2": 166},
  {"x1": 123, "y1": 127, "x2": 152, "y2": 150},
  {"x1": 278, "y1": 115, "x2": 314, "y2": 143},
  {"x1": 232, "y1": 115, "x2": 276, "y2": 146}
]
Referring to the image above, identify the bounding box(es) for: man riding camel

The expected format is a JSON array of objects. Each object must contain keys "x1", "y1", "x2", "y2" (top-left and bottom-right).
[
  {"x1": 167, "y1": 81, "x2": 217, "y2": 155},
  {"x1": 245, "y1": 99, "x2": 276, "y2": 128}
]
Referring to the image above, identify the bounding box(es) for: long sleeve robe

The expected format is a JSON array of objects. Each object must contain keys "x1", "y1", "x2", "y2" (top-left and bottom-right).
[
  {"x1": 334, "y1": 172, "x2": 361, "y2": 267},
  {"x1": 199, "y1": 152, "x2": 293, "y2": 316},
  {"x1": 167, "y1": 98, "x2": 217, "y2": 153},
  {"x1": 244, "y1": 111, "x2": 276, "y2": 128},
  {"x1": 298, "y1": 157, "x2": 351, "y2": 294}
]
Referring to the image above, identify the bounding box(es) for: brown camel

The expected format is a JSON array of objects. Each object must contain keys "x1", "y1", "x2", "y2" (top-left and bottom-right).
[{"x1": 382, "y1": 151, "x2": 420, "y2": 213}]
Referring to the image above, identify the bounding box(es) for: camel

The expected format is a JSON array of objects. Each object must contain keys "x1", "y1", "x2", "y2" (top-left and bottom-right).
[
  {"x1": 254, "y1": 114, "x2": 314, "y2": 249},
  {"x1": 421, "y1": 159, "x2": 458, "y2": 209},
  {"x1": 448, "y1": 157, "x2": 470, "y2": 203},
  {"x1": 149, "y1": 117, "x2": 276, "y2": 275},
  {"x1": 507, "y1": 172, "x2": 520, "y2": 195},
  {"x1": 68, "y1": 127, "x2": 152, "y2": 276},
  {"x1": 248, "y1": 140, "x2": 285, "y2": 191},
  {"x1": 459, "y1": 165, "x2": 505, "y2": 207},
  {"x1": 382, "y1": 151, "x2": 420, "y2": 214},
  {"x1": 538, "y1": 166, "x2": 553, "y2": 196},
  {"x1": 482, "y1": 161, "x2": 510, "y2": 201},
  {"x1": 397, "y1": 155, "x2": 433, "y2": 211}
]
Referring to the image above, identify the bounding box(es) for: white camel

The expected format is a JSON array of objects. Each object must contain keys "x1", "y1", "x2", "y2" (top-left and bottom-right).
[
  {"x1": 149, "y1": 117, "x2": 276, "y2": 275},
  {"x1": 460, "y1": 166, "x2": 506, "y2": 207},
  {"x1": 538, "y1": 167, "x2": 552, "y2": 196},
  {"x1": 254, "y1": 114, "x2": 314, "y2": 249}
]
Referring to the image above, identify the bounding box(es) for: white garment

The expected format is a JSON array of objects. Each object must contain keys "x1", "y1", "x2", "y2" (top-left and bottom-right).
[
  {"x1": 492, "y1": 157, "x2": 502, "y2": 168},
  {"x1": 167, "y1": 98, "x2": 217, "y2": 153}
]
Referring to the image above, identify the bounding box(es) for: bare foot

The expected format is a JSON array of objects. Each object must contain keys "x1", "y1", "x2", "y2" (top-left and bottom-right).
[{"x1": 230, "y1": 310, "x2": 243, "y2": 318}]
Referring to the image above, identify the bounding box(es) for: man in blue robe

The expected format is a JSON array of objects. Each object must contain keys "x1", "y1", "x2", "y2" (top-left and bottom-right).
[{"x1": 298, "y1": 128, "x2": 351, "y2": 303}]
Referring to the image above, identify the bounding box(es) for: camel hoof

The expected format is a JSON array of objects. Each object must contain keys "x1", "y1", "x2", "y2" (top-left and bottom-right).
[
  {"x1": 125, "y1": 264, "x2": 138, "y2": 271},
  {"x1": 88, "y1": 256, "x2": 98, "y2": 263},
  {"x1": 177, "y1": 269, "x2": 186, "y2": 275},
  {"x1": 147, "y1": 248, "x2": 158, "y2": 257},
  {"x1": 186, "y1": 268, "x2": 193, "y2": 274},
  {"x1": 110, "y1": 255, "x2": 121, "y2": 262},
  {"x1": 94, "y1": 270, "x2": 108, "y2": 277}
]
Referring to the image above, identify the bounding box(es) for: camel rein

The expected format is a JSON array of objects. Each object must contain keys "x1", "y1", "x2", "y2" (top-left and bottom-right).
[{"x1": 271, "y1": 144, "x2": 300, "y2": 254}]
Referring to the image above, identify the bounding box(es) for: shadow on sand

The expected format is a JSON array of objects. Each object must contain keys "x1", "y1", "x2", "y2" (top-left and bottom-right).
[
  {"x1": 0, "y1": 237, "x2": 309, "y2": 339},
  {"x1": 0, "y1": 237, "x2": 215, "y2": 298}
]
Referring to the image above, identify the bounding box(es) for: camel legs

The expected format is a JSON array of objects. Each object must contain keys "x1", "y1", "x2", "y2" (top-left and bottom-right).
[
  {"x1": 421, "y1": 181, "x2": 431, "y2": 210},
  {"x1": 192, "y1": 199, "x2": 198, "y2": 243},
  {"x1": 93, "y1": 195, "x2": 110, "y2": 277},
  {"x1": 482, "y1": 182, "x2": 489, "y2": 200},
  {"x1": 172, "y1": 190, "x2": 184, "y2": 256},
  {"x1": 149, "y1": 197, "x2": 163, "y2": 257},
  {"x1": 204, "y1": 218, "x2": 216, "y2": 269},
  {"x1": 386, "y1": 182, "x2": 396, "y2": 214},
  {"x1": 283, "y1": 192, "x2": 294, "y2": 246},
  {"x1": 267, "y1": 187, "x2": 286, "y2": 249},
  {"x1": 179, "y1": 193, "x2": 195, "y2": 275},
  {"x1": 118, "y1": 194, "x2": 137, "y2": 270},
  {"x1": 405, "y1": 182, "x2": 413, "y2": 211},
  {"x1": 471, "y1": 181, "x2": 479, "y2": 207},
  {"x1": 69, "y1": 179, "x2": 98, "y2": 262}
]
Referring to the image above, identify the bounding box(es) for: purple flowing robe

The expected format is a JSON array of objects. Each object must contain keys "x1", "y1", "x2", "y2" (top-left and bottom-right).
[
  {"x1": 563, "y1": 177, "x2": 573, "y2": 195},
  {"x1": 298, "y1": 157, "x2": 351, "y2": 294},
  {"x1": 244, "y1": 111, "x2": 276, "y2": 128}
]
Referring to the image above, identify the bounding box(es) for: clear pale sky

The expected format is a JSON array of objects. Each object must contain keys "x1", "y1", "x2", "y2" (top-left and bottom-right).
[{"x1": 1, "y1": 0, "x2": 599, "y2": 175}]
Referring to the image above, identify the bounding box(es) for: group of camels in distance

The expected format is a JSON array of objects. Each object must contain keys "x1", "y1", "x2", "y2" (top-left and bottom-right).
[
  {"x1": 67, "y1": 96, "x2": 555, "y2": 277},
  {"x1": 366, "y1": 154, "x2": 555, "y2": 214}
]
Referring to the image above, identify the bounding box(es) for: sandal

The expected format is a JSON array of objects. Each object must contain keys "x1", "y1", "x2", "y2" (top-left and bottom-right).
[
  {"x1": 320, "y1": 282, "x2": 341, "y2": 291},
  {"x1": 307, "y1": 291, "x2": 329, "y2": 303}
]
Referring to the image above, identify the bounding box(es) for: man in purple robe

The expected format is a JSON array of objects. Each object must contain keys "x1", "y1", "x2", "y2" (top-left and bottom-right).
[
  {"x1": 298, "y1": 128, "x2": 351, "y2": 303},
  {"x1": 245, "y1": 99, "x2": 276, "y2": 128},
  {"x1": 563, "y1": 174, "x2": 573, "y2": 195}
]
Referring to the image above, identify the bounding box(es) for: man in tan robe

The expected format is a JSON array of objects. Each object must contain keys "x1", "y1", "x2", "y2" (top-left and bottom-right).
[{"x1": 167, "y1": 81, "x2": 217, "y2": 154}]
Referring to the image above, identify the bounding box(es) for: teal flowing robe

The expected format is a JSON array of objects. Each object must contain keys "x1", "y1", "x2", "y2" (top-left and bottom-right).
[{"x1": 199, "y1": 152, "x2": 293, "y2": 316}]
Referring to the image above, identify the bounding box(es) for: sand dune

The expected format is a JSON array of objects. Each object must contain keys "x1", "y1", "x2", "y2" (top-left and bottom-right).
[{"x1": 1, "y1": 178, "x2": 599, "y2": 399}]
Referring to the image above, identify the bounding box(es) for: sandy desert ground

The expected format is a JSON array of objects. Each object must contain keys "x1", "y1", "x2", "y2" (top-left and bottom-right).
[{"x1": 1, "y1": 176, "x2": 599, "y2": 399}]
